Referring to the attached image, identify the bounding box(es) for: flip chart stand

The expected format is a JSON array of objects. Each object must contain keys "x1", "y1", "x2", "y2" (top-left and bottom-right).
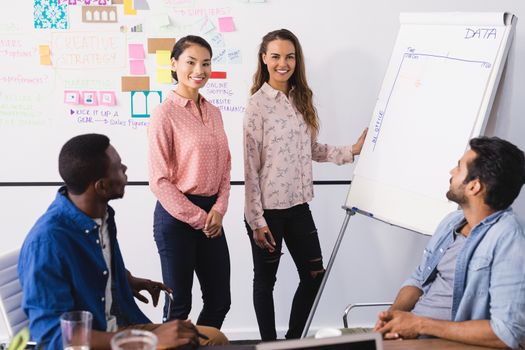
[{"x1": 301, "y1": 207, "x2": 356, "y2": 338}]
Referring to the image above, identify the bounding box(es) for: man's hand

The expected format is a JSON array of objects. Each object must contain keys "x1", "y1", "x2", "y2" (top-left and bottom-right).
[
  {"x1": 253, "y1": 226, "x2": 276, "y2": 253},
  {"x1": 154, "y1": 319, "x2": 199, "y2": 349},
  {"x1": 373, "y1": 311, "x2": 389, "y2": 332},
  {"x1": 203, "y1": 210, "x2": 223, "y2": 238},
  {"x1": 127, "y1": 271, "x2": 171, "y2": 307},
  {"x1": 376, "y1": 310, "x2": 422, "y2": 339}
]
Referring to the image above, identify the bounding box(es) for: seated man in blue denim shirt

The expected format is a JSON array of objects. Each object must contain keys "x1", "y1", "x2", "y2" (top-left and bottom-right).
[
  {"x1": 18, "y1": 134, "x2": 227, "y2": 349},
  {"x1": 375, "y1": 137, "x2": 525, "y2": 348}
]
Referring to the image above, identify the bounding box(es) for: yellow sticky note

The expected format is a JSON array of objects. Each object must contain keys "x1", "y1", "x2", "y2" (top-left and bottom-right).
[
  {"x1": 156, "y1": 68, "x2": 172, "y2": 84},
  {"x1": 39, "y1": 45, "x2": 50, "y2": 56},
  {"x1": 124, "y1": 0, "x2": 137, "y2": 15},
  {"x1": 156, "y1": 50, "x2": 171, "y2": 65},
  {"x1": 40, "y1": 55, "x2": 51, "y2": 65}
]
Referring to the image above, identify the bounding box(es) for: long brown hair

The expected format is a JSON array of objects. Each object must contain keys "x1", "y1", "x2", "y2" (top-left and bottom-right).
[{"x1": 251, "y1": 29, "x2": 319, "y2": 139}]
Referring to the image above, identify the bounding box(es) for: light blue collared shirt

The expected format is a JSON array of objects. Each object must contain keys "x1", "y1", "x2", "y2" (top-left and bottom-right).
[{"x1": 403, "y1": 208, "x2": 525, "y2": 349}]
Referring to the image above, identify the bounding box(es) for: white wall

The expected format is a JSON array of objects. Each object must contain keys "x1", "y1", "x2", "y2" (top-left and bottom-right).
[{"x1": 2, "y1": 0, "x2": 525, "y2": 340}]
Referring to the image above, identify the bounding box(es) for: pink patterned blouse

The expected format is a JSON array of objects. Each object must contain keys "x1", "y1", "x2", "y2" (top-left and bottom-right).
[{"x1": 148, "y1": 90, "x2": 231, "y2": 230}]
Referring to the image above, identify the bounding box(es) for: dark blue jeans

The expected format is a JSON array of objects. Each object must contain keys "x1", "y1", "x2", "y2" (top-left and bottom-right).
[
  {"x1": 154, "y1": 195, "x2": 231, "y2": 329},
  {"x1": 246, "y1": 203, "x2": 325, "y2": 341}
]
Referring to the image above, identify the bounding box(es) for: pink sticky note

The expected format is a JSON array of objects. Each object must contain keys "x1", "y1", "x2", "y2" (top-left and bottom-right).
[
  {"x1": 64, "y1": 90, "x2": 80, "y2": 104},
  {"x1": 81, "y1": 91, "x2": 99, "y2": 106},
  {"x1": 99, "y1": 91, "x2": 117, "y2": 106},
  {"x1": 130, "y1": 60, "x2": 146, "y2": 75},
  {"x1": 128, "y1": 44, "x2": 145, "y2": 59},
  {"x1": 218, "y1": 17, "x2": 235, "y2": 32}
]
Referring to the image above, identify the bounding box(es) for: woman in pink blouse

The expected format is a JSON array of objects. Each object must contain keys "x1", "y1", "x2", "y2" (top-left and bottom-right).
[
  {"x1": 243, "y1": 29, "x2": 367, "y2": 340},
  {"x1": 148, "y1": 35, "x2": 231, "y2": 329}
]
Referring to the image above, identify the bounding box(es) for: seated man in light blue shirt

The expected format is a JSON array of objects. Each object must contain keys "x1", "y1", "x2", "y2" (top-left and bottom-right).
[{"x1": 375, "y1": 137, "x2": 525, "y2": 349}]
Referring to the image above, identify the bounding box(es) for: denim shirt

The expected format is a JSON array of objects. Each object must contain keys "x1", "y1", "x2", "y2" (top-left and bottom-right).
[
  {"x1": 18, "y1": 188, "x2": 150, "y2": 349},
  {"x1": 402, "y1": 208, "x2": 525, "y2": 348}
]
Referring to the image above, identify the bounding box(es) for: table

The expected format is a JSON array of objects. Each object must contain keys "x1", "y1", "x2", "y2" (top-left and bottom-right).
[
  {"x1": 383, "y1": 338, "x2": 505, "y2": 350},
  {"x1": 209, "y1": 338, "x2": 506, "y2": 350}
]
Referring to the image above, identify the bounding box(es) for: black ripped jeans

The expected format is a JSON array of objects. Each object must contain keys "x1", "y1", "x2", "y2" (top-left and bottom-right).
[{"x1": 245, "y1": 203, "x2": 324, "y2": 341}]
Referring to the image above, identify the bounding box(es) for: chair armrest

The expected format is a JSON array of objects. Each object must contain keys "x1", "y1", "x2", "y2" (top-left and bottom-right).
[
  {"x1": 0, "y1": 340, "x2": 36, "y2": 350},
  {"x1": 162, "y1": 290, "x2": 174, "y2": 322},
  {"x1": 342, "y1": 302, "x2": 392, "y2": 328}
]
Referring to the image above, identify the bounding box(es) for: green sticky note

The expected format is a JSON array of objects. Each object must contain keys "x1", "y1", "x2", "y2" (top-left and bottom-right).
[{"x1": 156, "y1": 50, "x2": 171, "y2": 66}]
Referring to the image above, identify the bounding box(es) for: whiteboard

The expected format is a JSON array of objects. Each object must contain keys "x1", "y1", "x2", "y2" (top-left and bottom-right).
[
  {"x1": 0, "y1": 0, "x2": 262, "y2": 183},
  {"x1": 345, "y1": 12, "x2": 516, "y2": 235}
]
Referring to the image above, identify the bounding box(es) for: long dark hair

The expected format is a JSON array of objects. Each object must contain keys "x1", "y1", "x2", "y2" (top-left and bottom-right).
[
  {"x1": 251, "y1": 29, "x2": 319, "y2": 139},
  {"x1": 170, "y1": 35, "x2": 213, "y2": 81}
]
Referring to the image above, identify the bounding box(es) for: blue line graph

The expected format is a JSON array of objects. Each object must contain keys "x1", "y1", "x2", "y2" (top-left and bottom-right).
[{"x1": 371, "y1": 48, "x2": 492, "y2": 151}]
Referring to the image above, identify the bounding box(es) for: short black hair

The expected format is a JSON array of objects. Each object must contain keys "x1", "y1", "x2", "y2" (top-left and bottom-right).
[
  {"x1": 465, "y1": 136, "x2": 525, "y2": 210},
  {"x1": 58, "y1": 134, "x2": 110, "y2": 194},
  {"x1": 170, "y1": 35, "x2": 213, "y2": 81}
]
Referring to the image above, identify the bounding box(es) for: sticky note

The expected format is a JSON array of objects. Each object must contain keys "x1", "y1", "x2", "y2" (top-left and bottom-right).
[
  {"x1": 147, "y1": 38, "x2": 176, "y2": 53},
  {"x1": 81, "y1": 91, "x2": 99, "y2": 106},
  {"x1": 40, "y1": 55, "x2": 52, "y2": 65},
  {"x1": 210, "y1": 71, "x2": 227, "y2": 79},
  {"x1": 130, "y1": 60, "x2": 146, "y2": 75},
  {"x1": 64, "y1": 91, "x2": 80, "y2": 104},
  {"x1": 124, "y1": 0, "x2": 137, "y2": 15},
  {"x1": 133, "y1": 0, "x2": 149, "y2": 10},
  {"x1": 207, "y1": 32, "x2": 225, "y2": 47},
  {"x1": 227, "y1": 49, "x2": 242, "y2": 64},
  {"x1": 195, "y1": 16, "x2": 215, "y2": 34},
  {"x1": 39, "y1": 45, "x2": 50, "y2": 55},
  {"x1": 212, "y1": 49, "x2": 227, "y2": 64},
  {"x1": 218, "y1": 17, "x2": 235, "y2": 32},
  {"x1": 156, "y1": 68, "x2": 172, "y2": 84},
  {"x1": 128, "y1": 44, "x2": 145, "y2": 59},
  {"x1": 121, "y1": 76, "x2": 150, "y2": 92},
  {"x1": 99, "y1": 91, "x2": 117, "y2": 106},
  {"x1": 151, "y1": 14, "x2": 170, "y2": 28},
  {"x1": 156, "y1": 50, "x2": 171, "y2": 65}
]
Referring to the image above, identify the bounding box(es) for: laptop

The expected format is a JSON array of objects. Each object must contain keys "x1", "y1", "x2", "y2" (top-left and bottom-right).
[{"x1": 254, "y1": 333, "x2": 383, "y2": 350}]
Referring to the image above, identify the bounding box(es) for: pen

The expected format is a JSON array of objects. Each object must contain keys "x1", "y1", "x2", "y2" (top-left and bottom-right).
[
  {"x1": 162, "y1": 290, "x2": 209, "y2": 340},
  {"x1": 197, "y1": 331, "x2": 210, "y2": 340}
]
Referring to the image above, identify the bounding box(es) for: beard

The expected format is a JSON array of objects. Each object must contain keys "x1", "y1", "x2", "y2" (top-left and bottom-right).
[
  {"x1": 107, "y1": 186, "x2": 125, "y2": 200},
  {"x1": 446, "y1": 186, "x2": 466, "y2": 205}
]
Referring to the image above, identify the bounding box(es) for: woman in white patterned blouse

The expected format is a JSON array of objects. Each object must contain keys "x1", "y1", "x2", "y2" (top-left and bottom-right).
[
  {"x1": 243, "y1": 28, "x2": 367, "y2": 341},
  {"x1": 244, "y1": 29, "x2": 366, "y2": 341}
]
